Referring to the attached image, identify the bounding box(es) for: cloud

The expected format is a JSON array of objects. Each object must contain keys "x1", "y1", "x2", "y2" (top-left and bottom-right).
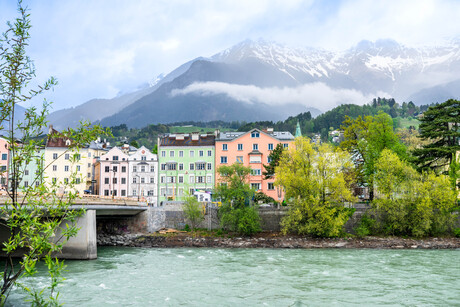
[{"x1": 171, "y1": 82, "x2": 389, "y2": 111}]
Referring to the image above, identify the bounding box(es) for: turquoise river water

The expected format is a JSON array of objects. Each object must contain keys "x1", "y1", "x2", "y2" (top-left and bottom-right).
[{"x1": 7, "y1": 247, "x2": 460, "y2": 306}]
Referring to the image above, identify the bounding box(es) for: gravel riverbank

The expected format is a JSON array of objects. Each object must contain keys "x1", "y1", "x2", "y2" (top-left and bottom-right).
[{"x1": 97, "y1": 232, "x2": 460, "y2": 249}]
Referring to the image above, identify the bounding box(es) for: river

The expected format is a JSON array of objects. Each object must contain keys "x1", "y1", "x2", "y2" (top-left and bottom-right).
[{"x1": 7, "y1": 247, "x2": 460, "y2": 306}]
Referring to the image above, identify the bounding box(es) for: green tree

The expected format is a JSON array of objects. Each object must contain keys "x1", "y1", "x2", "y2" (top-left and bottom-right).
[
  {"x1": 412, "y1": 99, "x2": 460, "y2": 173},
  {"x1": 215, "y1": 163, "x2": 260, "y2": 235},
  {"x1": 183, "y1": 193, "x2": 204, "y2": 231},
  {"x1": 129, "y1": 140, "x2": 139, "y2": 148},
  {"x1": 372, "y1": 149, "x2": 457, "y2": 236},
  {"x1": 0, "y1": 2, "x2": 106, "y2": 304},
  {"x1": 263, "y1": 143, "x2": 284, "y2": 179},
  {"x1": 340, "y1": 112, "x2": 407, "y2": 200},
  {"x1": 276, "y1": 137, "x2": 356, "y2": 237}
]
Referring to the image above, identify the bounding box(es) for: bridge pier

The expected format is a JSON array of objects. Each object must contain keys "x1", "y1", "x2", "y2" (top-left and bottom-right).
[{"x1": 58, "y1": 209, "x2": 97, "y2": 260}]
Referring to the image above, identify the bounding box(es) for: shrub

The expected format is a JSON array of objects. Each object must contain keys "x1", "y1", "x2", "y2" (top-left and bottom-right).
[{"x1": 219, "y1": 205, "x2": 261, "y2": 236}]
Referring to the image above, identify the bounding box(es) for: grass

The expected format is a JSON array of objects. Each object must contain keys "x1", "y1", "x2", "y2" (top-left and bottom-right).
[{"x1": 397, "y1": 117, "x2": 420, "y2": 129}]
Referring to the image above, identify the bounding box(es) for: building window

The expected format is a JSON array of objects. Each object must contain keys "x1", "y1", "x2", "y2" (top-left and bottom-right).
[
  {"x1": 113, "y1": 156, "x2": 119, "y2": 161},
  {"x1": 141, "y1": 177, "x2": 145, "y2": 184},
  {"x1": 133, "y1": 190, "x2": 137, "y2": 196},
  {"x1": 268, "y1": 183, "x2": 274, "y2": 190},
  {"x1": 236, "y1": 156, "x2": 243, "y2": 163},
  {"x1": 161, "y1": 151, "x2": 166, "y2": 157},
  {"x1": 189, "y1": 175, "x2": 194, "y2": 183},
  {"x1": 141, "y1": 156, "x2": 146, "y2": 161},
  {"x1": 179, "y1": 163, "x2": 184, "y2": 170},
  {"x1": 105, "y1": 166, "x2": 110, "y2": 172},
  {"x1": 189, "y1": 163, "x2": 194, "y2": 171},
  {"x1": 168, "y1": 163, "x2": 176, "y2": 171},
  {"x1": 220, "y1": 156, "x2": 227, "y2": 164},
  {"x1": 268, "y1": 143, "x2": 273, "y2": 150},
  {"x1": 179, "y1": 151, "x2": 184, "y2": 157},
  {"x1": 113, "y1": 166, "x2": 118, "y2": 172},
  {"x1": 113, "y1": 178, "x2": 117, "y2": 184},
  {"x1": 1, "y1": 154, "x2": 7, "y2": 160},
  {"x1": 121, "y1": 190, "x2": 126, "y2": 196},
  {"x1": 104, "y1": 190, "x2": 109, "y2": 196},
  {"x1": 160, "y1": 188, "x2": 165, "y2": 196},
  {"x1": 196, "y1": 162, "x2": 206, "y2": 170},
  {"x1": 253, "y1": 144, "x2": 258, "y2": 150},
  {"x1": 222, "y1": 144, "x2": 228, "y2": 151},
  {"x1": 113, "y1": 190, "x2": 117, "y2": 197},
  {"x1": 88, "y1": 173, "x2": 91, "y2": 178},
  {"x1": 207, "y1": 175, "x2": 212, "y2": 183},
  {"x1": 65, "y1": 154, "x2": 69, "y2": 160},
  {"x1": 207, "y1": 150, "x2": 212, "y2": 157},
  {"x1": 150, "y1": 177, "x2": 154, "y2": 183},
  {"x1": 133, "y1": 166, "x2": 137, "y2": 172},
  {"x1": 148, "y1": 190, "x2": 154, "y2": 196},
  {"x1": 178, "y1": 176, "x2": 184, "y2": 183},
  {"x1": 53, "y1": 153, "x2": 58, "y2": 159},
  {"x1": 24, "y1": 181, "x2": 29, "y2": 188},
  {"x1": 75, "y1": 154, "x2": 81, "y2": 161},
  {"x1": 283, "y1": 143, "x2": 289, "y2": 148},
  {"x1": 121, "y1": 178, "x2": 126, "y2": 184},
  {"x1": 35, "y1": 181, "x2": 39, "y2": 187},
  {"x1": 105, "y1": 178, "x2": 109, "y2": 184},
  {"x1": 64, "y1": 178, "x2": 69, "y2": 184},
  {"x1": 251, "y1": 169, "x2": 261, "y2": 176},
  {"x1": 169, "y1": 151, "x2": 174, "y2": 157},
  {"x1": 237, "y1": 144, "x2": 243, "y2": 151},
  {"x1": 150, "y1": 166, "x2": 155, "y2": 172},
  {"x1": 76, "y1": 165, "x2": 81, "y2": 172},
  {"x1": 161, "y1": 164, "x2": 166, "y2": 171},
  {"x1": 251, "y1": 131, "x2": 260, "y2": 138},
  {"x1": 141, "y1": 166, "x2": 146, "y2": 172},
  {"x1": 268, "y1": 157, "x2": 272, "y2": 163},
  {"x1": 64, "y1": 165, "x2": 69, "y2": 172},
  {"x1": 160, "y1": 176, "x2": 165, "y2": 183},
  {"x1": 199, "y1": 150, "x2": 203, "y2": 157},
  {"x1": 52, "y1": 178, "x2": 57, "y2": 184},
  {"x1": 133, "y1": 177, "x2": 137, "y2": 184},
  {"x1": 122, "y1": 166, "x2": 127, "y2": 172},
  {"x1": 189, "y1": 151, "x2": 195, "y2": 157},
  {"x1": 167, "y1": 176, "x2": 175, "y2": 183},
  {"x1": 207, "y1": 163, "x2": 212, "y2": 170},
  {"x1": 76, "y1": 178, "x2": 81, "y2": 184},
  {"x1": 196, "y1": 176, "x2": 205, "y2": 183},
  {"x1": 24, "y1": 170, "x2": 29, "y2": 176},
  {"x1": 251, "y1": 183, "x2": 261, "y2": 190}
]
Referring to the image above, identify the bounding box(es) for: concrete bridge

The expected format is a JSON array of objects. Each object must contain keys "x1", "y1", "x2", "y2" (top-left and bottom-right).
[{"x1": 0, "y1": 195, "x2": 148, "y2": 260}]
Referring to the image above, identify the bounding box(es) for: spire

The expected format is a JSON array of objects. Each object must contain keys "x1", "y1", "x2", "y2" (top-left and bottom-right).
[{"x1": 295, "y1": 121, "x2": 302, "y2": 137}]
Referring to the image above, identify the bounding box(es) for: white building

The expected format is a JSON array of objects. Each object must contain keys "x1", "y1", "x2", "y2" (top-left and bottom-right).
[{"x1": 128, "y1": 146, "x2": 158, "y2": 206}]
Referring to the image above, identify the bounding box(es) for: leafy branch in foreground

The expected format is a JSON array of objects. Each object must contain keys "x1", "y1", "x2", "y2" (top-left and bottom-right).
[{"x1": 0, "y1": 1, "x2": 107, "y2": 305}]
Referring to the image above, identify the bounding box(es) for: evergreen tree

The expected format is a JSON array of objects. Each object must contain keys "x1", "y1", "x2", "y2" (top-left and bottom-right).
[
  {"x1": 262, "y1": 143, "x2": 284, "y2": 179},
  {"x1": 412, "y1": 99, "x2": 460, "y2": 172}
]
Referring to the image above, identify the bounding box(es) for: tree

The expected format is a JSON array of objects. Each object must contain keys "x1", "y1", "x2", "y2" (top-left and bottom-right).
[
  {"x1": 340, "y1": 112, "x2": 407, "y2": 200},
  {"x1": 276, "y1": 137, "x2": 356, "y2": 237},
  {"x1": 0, "y1": 2, "x2": 106, "y2": 304},
  {"x1": 183, "y1": 193, "x2": 204, "y2": 231},
  {"x1": 373, "y1": 149, "x2": 457, "y2": 237},
  {"x1": 215, "y1": 163, "x2": 260, "y2": 235},
  {"x1": 262, "y1": 143, "x2": 284, "y2": 179},
  {"x1": 412, "y1": 99, "x2": 460, "y2": 173},
  {"x1": 129, "y1": 140, "x2": 139, "y2": 148}
]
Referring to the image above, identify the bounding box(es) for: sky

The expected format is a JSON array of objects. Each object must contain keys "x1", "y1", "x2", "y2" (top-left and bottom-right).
[{"x1": 1, "y1": 0, "x2": 459, "y2": 112}]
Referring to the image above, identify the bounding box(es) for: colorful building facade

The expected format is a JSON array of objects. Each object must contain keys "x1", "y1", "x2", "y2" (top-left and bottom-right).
[
  {"x1": 0, "y1": 137, "x2": 9, "y2": 190},
  {"x1": 94, "y1": 147, "x2": 130, "y2": 197},
  {"x1": 215, "y1": 128, "x2": 294, "y2": 201},
  {"x1": 128, "y1": 146, "x2": 158, "y2": 205},
  {"x1": 157, "y1": 133, "x2": 215, "y2": 203}
]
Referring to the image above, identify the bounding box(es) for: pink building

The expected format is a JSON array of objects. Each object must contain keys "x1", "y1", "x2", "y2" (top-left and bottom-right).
[
  {"x1": 215, "y1": 128, "x2": 294, "y2": 201},
  {"x1": 0, "y1": 137, "x2": 9, "y2": 190},
  {"x1": 94, "y1": 147, "x2": 130, "y2": 197}
]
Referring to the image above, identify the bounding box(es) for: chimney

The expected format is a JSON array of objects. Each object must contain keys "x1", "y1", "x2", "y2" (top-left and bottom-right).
[
  {"x1": 176, "y1": 133, "x2": 184, "y2": 141},
  {"x1": 267, "y1": 127, "x2": 274, "y2": 134},
  {"x1": 214, "y1": 129, "x2": 220, "y2": 138}
]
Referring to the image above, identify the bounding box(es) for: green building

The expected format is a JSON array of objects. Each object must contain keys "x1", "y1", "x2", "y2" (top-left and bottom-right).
[{"x1": 157, "y1": 132, "x2": 215, "y2": 203}]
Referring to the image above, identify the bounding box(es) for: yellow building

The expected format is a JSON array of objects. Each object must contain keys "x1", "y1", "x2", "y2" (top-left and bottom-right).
[{"x1": 43, "y1": 126, "x2": 91, "y2": 195}]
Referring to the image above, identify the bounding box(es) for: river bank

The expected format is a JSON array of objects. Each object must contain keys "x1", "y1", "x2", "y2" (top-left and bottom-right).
[{"x1": 97, "y1": 231, "x2": 460, "y2": 249}]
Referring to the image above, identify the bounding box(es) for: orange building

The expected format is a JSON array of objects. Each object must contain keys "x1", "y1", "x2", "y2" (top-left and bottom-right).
[{"x1": 215, "y1": 128, "x2": 294, "y2": 201}]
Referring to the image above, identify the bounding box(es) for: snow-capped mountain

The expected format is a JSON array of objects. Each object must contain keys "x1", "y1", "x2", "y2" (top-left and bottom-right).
[{"x1": 48, "y1": 38, "x2": 460, "y2": 129}]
